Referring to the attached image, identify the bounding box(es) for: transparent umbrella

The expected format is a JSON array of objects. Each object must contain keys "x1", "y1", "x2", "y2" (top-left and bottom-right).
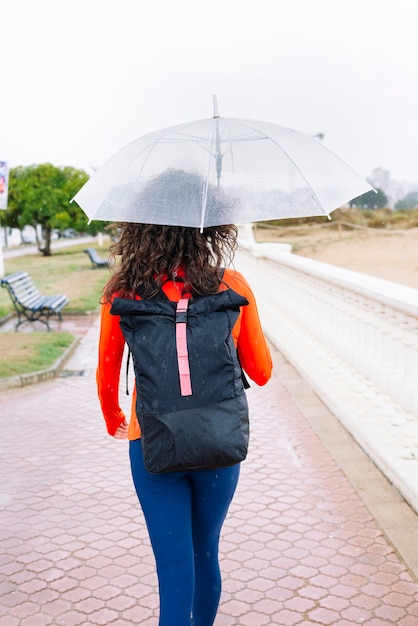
[{"x1": 72, "y1": 97, "x2": 373, "y2": 229}]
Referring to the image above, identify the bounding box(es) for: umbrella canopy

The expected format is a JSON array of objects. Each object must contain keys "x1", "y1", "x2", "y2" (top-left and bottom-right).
[{"x1": 72, "y1": 109, "x2": 373, "y2": 229}]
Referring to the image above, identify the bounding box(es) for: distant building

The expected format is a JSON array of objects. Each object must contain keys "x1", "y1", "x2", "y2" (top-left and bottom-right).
[
  {"x1": 369, "y1": 167, "x2": 390, "y2": 192},
  {"x1": 367, "y1": 167, "x2": 418, "y2": 209}
]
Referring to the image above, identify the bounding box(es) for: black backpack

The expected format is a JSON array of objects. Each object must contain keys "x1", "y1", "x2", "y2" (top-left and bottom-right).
[{"x1": 110, "y1": 284, "x2": 249, "y2": 473}]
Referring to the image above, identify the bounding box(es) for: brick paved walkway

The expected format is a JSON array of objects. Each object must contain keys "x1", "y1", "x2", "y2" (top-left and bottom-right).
[{"x1": 1, "y1": 326, "x2": 418, "y2": 624}]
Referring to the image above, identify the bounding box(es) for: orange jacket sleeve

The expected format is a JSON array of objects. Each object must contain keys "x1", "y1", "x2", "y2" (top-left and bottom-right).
[
  {"x1": 96, "y1": 302, "x2": 129, "y2": 436},
  {"x1": 223, "y1": 269, "x2": 273, "y2": 386}
]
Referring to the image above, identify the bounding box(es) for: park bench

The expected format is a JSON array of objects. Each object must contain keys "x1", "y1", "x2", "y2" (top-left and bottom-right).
[
  {"x1": 1, "y1": 271, "x2": 69, "y2": 331},
  {"x1": 84, "y1": 248, "x2": 109, "y2": 269}
]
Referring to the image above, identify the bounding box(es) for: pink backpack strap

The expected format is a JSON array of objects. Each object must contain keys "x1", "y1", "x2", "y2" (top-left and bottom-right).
[{"x1": 176, "y1": 298, "x2": 192, "y2": 396}]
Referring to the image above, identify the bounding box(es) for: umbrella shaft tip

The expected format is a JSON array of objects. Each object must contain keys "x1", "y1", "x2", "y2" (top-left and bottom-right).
[{"x1": 212, "y1": 94, "x2": 220, "y2": 118}]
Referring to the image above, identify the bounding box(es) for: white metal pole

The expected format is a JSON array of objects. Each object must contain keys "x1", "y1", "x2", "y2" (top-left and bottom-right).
[{"x1": 0, "y1": 220, "x2": 5, "y2": 278}]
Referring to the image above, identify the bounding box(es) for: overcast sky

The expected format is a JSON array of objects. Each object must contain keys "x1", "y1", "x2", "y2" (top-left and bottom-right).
[{"x1": 2, "y1": 0, "x2": 418, "y2": 184}]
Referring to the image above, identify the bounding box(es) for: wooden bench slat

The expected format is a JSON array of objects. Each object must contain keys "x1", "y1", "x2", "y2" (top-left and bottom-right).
[
  {"x1": 18, "y1": 293, "x2": 44, "y2": 308},
  {"x1": 34, "y1": 295, "x2": 68, "y2": 312},
  {"x1": 9, "y1": 284, "x2": 38, "y2": 298}
]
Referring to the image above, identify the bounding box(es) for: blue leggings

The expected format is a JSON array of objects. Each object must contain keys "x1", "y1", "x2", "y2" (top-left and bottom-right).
[{"x1": 129, "y1": 439, "x2": 240, "y2": 626}]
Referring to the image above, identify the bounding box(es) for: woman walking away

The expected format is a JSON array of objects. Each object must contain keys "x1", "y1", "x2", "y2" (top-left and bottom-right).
[{"x1": 97, "y1": 220, "x2": 272, "y2": 626}]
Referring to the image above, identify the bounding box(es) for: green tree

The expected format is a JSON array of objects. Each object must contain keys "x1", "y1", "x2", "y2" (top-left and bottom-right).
[
  {"x1": 395, "y1": 191, "x2": 418, "y2": 210},
  {"x1": 6, "y1": 164, "x2": 90, "y2": 255},
  {"x1": 349, "y1": 187, "x2": 389, "y2": 209}
]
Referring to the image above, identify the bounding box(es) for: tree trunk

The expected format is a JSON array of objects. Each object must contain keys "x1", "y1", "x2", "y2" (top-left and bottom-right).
[
  {"x1": 38, "y1": 224, "x2": 52, "y2": 256},
  {"x1": 42, "y1": 225, "x2": 52, "y2": 256}
]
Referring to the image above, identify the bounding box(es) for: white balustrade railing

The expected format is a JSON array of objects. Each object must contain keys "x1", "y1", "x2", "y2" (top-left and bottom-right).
[{"x1": 235, "y1": 225, "x2": 418, "y2": 513}]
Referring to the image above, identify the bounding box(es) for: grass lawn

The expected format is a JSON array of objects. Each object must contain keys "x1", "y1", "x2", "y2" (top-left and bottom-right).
[
  {"x1": 0, "y1": 242, "x2": 111, "y2": 317},
  {"x1": 0, "y1": 240, "x2": 111, "y2": 379},
  {"x1": 0, "y1": 332, "x2": 74, "y2": 377}
]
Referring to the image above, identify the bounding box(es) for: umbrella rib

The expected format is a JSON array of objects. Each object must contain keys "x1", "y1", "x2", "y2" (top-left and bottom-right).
[
  {"x1": 134, "y1": 141, "x2": 159, "y2": 181},
  {"x1": 90, "y1": 142, "x2": 158, "y2": 216},
  {"x1": 222, "y1": 119, "x2": 329, "y2": 215}
]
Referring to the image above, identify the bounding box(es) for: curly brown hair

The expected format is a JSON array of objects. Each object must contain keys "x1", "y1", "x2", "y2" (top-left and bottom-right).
[{"x1": 102, "y1": 222, "x2": 238, "y2": 302}]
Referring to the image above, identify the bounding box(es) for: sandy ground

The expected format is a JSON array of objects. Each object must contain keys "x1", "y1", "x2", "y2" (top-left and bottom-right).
[{"x1": 255, "y1": 224, "x2": 418, "y2": 290}]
